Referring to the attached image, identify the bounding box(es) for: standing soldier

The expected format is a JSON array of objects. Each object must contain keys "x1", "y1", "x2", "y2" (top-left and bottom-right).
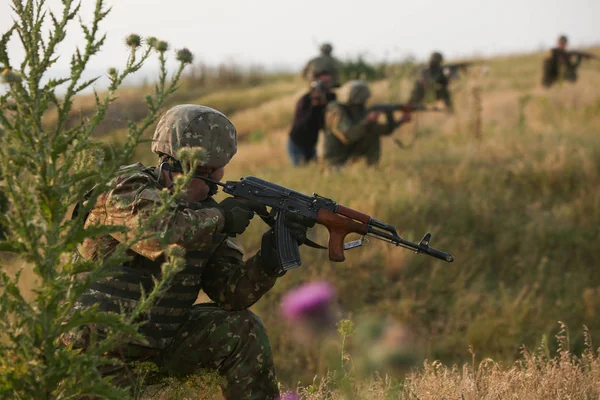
[
  {"x1": 302, "y1": 42, "x2": 342, "y2": 88},
  {"x1": 323, "y1": 80, "x2": 411, "y2": 167},
  {"x1": 287, "y1": 71, "x2": 337, "y2": 165},
  {"x1": 542, "y1": 35, "x2": 596, "y2": 87},
  {"x1": 408, "y1": 51, "x2": 453, "y2": 111},
  {"x1": 63, "y1": 105, "x2": 313, "y2": 400}
]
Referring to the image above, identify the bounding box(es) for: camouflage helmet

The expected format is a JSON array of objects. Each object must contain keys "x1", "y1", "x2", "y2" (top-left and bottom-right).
[
  {"x1": 339, "y1": 80, "x2": 371, "y2": 105},
  {"x1": 429, "y1": 52, "x2": 444, "y2": 66},
  {"x1": 320, "y1": 43, "x2": 333, "y2": 55},
  {"x1": 152, "y1": 104, "x2": 237, "y2": 168}
]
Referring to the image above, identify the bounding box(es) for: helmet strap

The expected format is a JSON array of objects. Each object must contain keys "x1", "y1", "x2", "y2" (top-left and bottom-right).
[{"x1": 157, "y1": 160, "x2": 175, "y2": 190}]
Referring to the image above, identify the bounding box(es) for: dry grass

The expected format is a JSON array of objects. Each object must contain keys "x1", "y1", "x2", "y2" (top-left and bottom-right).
[
  {"x1": 141, "y1": 325, "x2": 600, "y2": 399},
  {"x1": 284, "y1": 327, "x2": 600, "y2": 399}
]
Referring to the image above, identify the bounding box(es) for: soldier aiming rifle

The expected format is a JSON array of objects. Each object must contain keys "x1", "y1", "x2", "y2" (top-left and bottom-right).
[
  {"x1": 409, "y1": 52, "x2": 483, "y2": 112},
  {"x1": 288, "y1": 71, "x2": 337, "y2": 166},
  {"x1": 542, "y1": 35, "x2": 598, "y2": 88},
  {"x1": 323, "y1": 80, "x2": 413, "y2": 166},
  {"x1": 64, "y1": 104, "x2": 453, "y2": 400}
]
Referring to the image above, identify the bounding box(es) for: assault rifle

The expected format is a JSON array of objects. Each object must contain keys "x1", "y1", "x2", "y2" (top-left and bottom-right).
[
  {"x1": 443, "y1": 61, "x2": 483, "y2": 78},
  {"x1": 203, "y1": 176, "x2": 454, "y2": 270},
  {"x1": 366, "y1": 103, "x2": 442, "y2": 113},
  {"x1": 569, "y1": 51, "x2": 598, "y2": 60}
]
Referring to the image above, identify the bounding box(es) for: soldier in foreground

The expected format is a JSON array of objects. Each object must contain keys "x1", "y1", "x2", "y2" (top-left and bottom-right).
[
  {"x1": 288, "y1": 71, "x2": 337, "y2": 165},
  {"x1": 542, "y1": 35, "x2": 597, "y2": 87},
  {"x1": 302, "y1": 42, "x2": 342, "y2": 88},
  {"x1": 65, "y1": 105, "x2": 312, "y2": 399},
  {"x1": 323, "y1": 80, "x2": 411, "y2": 166},
  {"x1": 408, "y1": 52, "x2": 453, "y2": 111}
]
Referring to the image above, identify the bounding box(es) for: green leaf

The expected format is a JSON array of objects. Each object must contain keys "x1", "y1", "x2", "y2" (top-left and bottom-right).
[{"x1": 0, "y1": 241, "x2": 26, "y2": 253}]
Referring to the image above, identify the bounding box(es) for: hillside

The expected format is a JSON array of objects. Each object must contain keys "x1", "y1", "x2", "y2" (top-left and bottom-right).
[{"x1": 6, "y1": 48, "x2": 600, "y2": 398}]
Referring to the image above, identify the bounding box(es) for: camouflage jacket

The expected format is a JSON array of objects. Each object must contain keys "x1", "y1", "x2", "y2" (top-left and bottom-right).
[
  {"x1": 75, "y1": 163, "x2": 277, "y2": 348},
  {"x1": 323, "y1": 102, "x2": 391, "y2": 166}
]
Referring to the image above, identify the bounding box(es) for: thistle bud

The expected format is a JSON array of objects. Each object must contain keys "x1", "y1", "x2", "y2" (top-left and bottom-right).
[
  {"x1": 176, "y1": 147, "x2": 206, "y2": 166},
  {"x1": 1, "y1": 69, "x2": 22, "y2": 84},
  {"x1": 173, "y1": 175, "x2": 187, "y2": 188},
  {"x1": 155, "y1": 41, "x2": 169, "y2": 53},
  {"x1": 161, "y1": 258, "x2": 185, "y2": 276},
  {"x1": 280, "y1": 281, "x2": 339, "y2": 345},
  {"x1": 176, "y1": 48, "x2": 194, "y2": 65},
  {"x1": 281, "y1": 281, "x2": 336, "y2": 322},
  {"x1": 107, "y1": 67, "x2": 118, "y2": 78},
  {"x1": 165, "y1": 244, "x2": 186, "y2": 259},
  {"x1": 125, "y1": 33, "x2": 142, "y2": 49},
  {"x1": 146, "y1": 36, "x2": 158, "y2": 48}
]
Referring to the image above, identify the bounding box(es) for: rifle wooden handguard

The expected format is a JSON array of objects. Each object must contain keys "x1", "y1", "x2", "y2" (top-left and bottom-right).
[{"x1": 316, "y1": 209, "x2": 368, "y2": 262}]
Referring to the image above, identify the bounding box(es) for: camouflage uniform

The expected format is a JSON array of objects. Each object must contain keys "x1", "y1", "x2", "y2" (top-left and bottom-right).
[
  {"x1": 65, "y1": 105, "x2": 281, "y2": 399},
  {"x1": 408, "y1": 52, "x2": 453, "y2": 110},
  {"x1": 302, "y1": 43, "x2": 342, "y2": 87},
  {"x1": 323, "y1": 81, "x2": 393, "y2": 166}
]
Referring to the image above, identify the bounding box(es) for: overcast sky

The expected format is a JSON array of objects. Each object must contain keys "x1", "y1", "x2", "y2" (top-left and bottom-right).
[{"x1": 1, "y1": 0, "x2": 598, "y2": 80}]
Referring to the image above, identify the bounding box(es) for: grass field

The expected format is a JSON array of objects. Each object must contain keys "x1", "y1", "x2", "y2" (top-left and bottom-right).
[{"x1": 6, "y1": 48, "x2": 600, "y2": 398}]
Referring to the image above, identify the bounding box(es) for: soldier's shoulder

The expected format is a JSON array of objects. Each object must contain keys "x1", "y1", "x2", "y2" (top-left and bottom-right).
[
  {"x1": 326, "y1": 101, "x2": 344, "y2": 112},
  {"x1": 107, "y1": 163, "x2": 163, "y2": 204},
  {"x1": 307, "y1": 56, "x2": 319, "y2": 64},
  {"x1": 112, "y1": 163, "x2": 158, "y2": 186}
]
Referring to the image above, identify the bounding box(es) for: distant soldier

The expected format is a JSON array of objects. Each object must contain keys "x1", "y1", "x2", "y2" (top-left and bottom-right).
[
  {"x1": 302, "y1": 43, "x2": 342, "y2": 88},
  {"x1": 323, "y1": 80, "x2": 411, "y2": 166},
  {"x1": 542, "y1": 35, "x2": 597, "y2": 87},
  {"x1": 408, "y1": 52, "x2": 453, "y2": 111},
  {"x1": 288, "y1": 71, "x2": 337, "y2": 165}
]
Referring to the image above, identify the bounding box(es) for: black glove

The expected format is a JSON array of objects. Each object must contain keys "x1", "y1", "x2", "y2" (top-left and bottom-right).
[
  {"x1": 218, "y1": 198, "x2": 267, "y2": 235},
  {"x1": 259, "y1": 213, "x2": 316, "y2": 277},
  {"x1": 283, "y1": 212, "x2": 315, "y2": 245}
]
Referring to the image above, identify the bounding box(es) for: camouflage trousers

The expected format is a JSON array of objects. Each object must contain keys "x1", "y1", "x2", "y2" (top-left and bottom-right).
[
  {"x1": 81, "y1": 303, "x2": 279, "y2": 400},
  {"x1": 326, "y1": 135, "x2": 381, "y2": 167},
  {"x1": 409, "y1": 82, "x2": 453, "y2": 111}
]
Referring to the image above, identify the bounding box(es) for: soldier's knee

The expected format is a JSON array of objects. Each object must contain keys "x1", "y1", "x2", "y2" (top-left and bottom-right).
[
  {"x1": 230, "y1": 310, "x2": 269, "y2": 341},
  {"x1": 227, "y1": 310, "x2": 273, "y2": 360}
]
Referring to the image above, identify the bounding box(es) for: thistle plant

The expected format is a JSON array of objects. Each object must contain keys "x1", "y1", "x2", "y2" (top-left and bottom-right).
[
  {"x1": 337, "y1": 319, "x2": 355, "y2": 372},
  {"x1": 0, "y1": 0, "x2": 194, "y2": 398}
]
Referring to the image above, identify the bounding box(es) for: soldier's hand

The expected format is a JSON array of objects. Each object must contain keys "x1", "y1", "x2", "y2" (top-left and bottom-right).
[
  {"x1": 366, "y1": 111, "x2": 380, "y2": 123},
  {"x1": 399, "y1": 112, "x2": 412, "y2": 123},
  {"x1": 310, "y1": 89, "x2": 327, "y2": 106},
  {"x1": 219, "y1": 198, "x2": 268, "y2": 236},
  {"x1": 283, "y1": 212, "x2": 315, "y2": 246}
]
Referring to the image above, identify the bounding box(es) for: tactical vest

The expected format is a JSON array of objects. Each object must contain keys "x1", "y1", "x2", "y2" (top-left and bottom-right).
[{"x1": 75, "y1": 164, "x2": 227, "y2": 349}]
